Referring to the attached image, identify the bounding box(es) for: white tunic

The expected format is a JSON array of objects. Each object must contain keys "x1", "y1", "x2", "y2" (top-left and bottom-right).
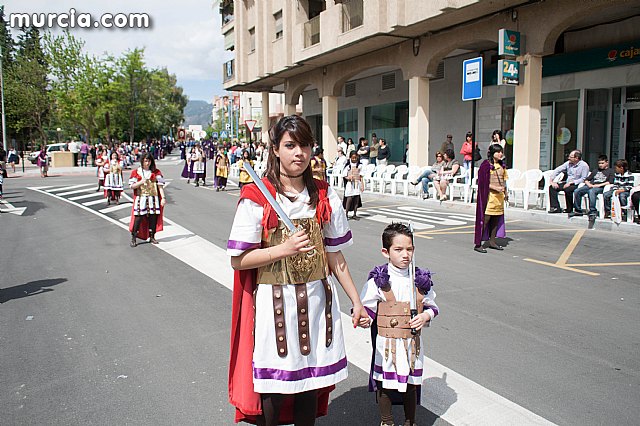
[
  {"x1": 343, "y1": 162, "x2": 363, "y2": 197},
  {"x1": 227, "y1": 186, "x2": 353, "y2": 394},
  {"x1": 129, "y1": 168, "x2": 165, "y2": 216},
  {"x1": 192, "y1": 153, "x2": 205, "y2": 174},
  {"x1": 104, "y1": 161, "x2": 124, "y2": 191},
  {"x1": 360, "y1": 263, "x2": 439, "y2": 392}
]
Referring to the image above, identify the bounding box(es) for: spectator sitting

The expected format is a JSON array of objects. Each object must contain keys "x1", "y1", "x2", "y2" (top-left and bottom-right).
[
  {"x1": 603, "y1": 159, "x2": 634, "y2": 219},
  {"x1": 630, "y1": 183, "x2": 640, "y2": 224},
  {"x1": 411, "y1": 151, "x2": 445, "y2": 199},
  {"x1": 548, "y1": 150, "x2": 590, "y2": 213},
  {"x1": 434, "y1": 149, "x2": 460, "y2": 202},
  {"x1": 569, "y1": 154, "x2": 614, "y2": 223}
]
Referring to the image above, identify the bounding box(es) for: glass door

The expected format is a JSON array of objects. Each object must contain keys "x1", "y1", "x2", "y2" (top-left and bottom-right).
[{"x1": 625, "y1": 108, "x2": 640, "y2": 172}]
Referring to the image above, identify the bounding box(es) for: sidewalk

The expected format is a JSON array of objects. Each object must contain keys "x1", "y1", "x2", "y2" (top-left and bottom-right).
[{"x1": 7, "y1": 164, "x2": 99, "y2": 178}]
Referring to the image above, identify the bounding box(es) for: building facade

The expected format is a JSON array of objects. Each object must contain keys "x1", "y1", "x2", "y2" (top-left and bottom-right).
[{"x1": 220, "y1": 0, "x2": 640, "y2": 175}]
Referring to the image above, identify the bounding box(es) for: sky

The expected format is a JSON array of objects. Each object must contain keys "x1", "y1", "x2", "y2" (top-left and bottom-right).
[{"x1": 2, "y1": 0, "x2": 233, "y2": 102}]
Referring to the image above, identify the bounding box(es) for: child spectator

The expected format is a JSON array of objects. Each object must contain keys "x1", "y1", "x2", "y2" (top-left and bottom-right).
[
  {"x1": 569, "y1": 154, "x2": 614, "y2": 225},
  {"x1": 603, "y1": 159, "x2": 634, "y2": 219},
  {"x1": 361, "y1": 223, "x2": 439, "y2": 426}
]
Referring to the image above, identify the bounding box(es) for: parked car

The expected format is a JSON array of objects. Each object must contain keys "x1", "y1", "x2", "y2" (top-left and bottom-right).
[{"x1": 29, "y1": 143, "x2": 67, "y2": 164}]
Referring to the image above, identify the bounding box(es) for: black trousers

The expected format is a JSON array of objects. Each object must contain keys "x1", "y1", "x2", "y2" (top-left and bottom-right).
[
  {"x1": 632, "y1": 191, "x2": 640, "y2": 214},
  {"x1": 549, "y1": 183, "x2": 577, "y2": 211}
]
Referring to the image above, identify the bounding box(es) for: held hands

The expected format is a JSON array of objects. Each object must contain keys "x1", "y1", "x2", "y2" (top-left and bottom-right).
[
  {"x1": 160, "y1": 198, "x2": 166, "y2": 207},
  {"x1": 409, "y1": 311, "x2": 432, "y2": 331},
  {"x1": 351, "y1": 304, "x2": 371, "y2": 329},
  {"x1": 281, "y1": 230, "x2": 315, "y2": 256}
]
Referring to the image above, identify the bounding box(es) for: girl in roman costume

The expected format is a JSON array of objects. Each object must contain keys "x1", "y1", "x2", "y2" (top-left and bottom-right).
[
  {"x1": 237, "y1": 149, "x2": 254, "y2": 189},
  {"x1": 181, "y1": 147, "x2": 195, "y2": 183},
  {"x1": 128, "y1": 153, "x2": 166, "y2": 247},
  {"x1": 214, "y1": 146, "x2": 230, "y2": 191},
  {"x1": 95, "y1": 148, "x2": 109, "y2": 192},
  {"x1": 342, "y1": 151, "x2": 364, "y2": 220},
  {"x1": 227, "y1": 115, "x2": 370, "y2": 425},
  {"x1": 192, "y1": 144, "x2": 206, "y2": 186},
  {"x1": 104, "y1": 151, "x2": 124, "y2": 205}
]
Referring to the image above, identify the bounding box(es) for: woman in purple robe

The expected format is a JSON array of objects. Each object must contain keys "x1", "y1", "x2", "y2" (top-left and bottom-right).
[{"x1": 474, "y1": 144, "x2": 508, "y2": 253}]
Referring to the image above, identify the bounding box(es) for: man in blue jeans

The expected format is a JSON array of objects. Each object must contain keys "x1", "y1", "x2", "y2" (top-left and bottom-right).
[{"x1": 569, "y1": 155, "x2": 614, "y2": 223}]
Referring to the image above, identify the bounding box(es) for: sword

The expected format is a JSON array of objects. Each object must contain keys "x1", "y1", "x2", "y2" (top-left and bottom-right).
[
  {"x1": 409, "y1": 222, "x2": 418, "y2": 335},
  {"x1": 244, "y1": 162, "x2": 297, "y2": 233}
]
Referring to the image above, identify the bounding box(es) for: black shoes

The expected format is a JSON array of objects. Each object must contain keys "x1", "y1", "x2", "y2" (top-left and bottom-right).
[
  {"x1": 474, "y1": 246, "x2": 487, "y2": 253},
  {"x1": 488, "y1": 245, "x2": 504, "y2": 250},
  {"x1": 130, "y1": 234, "x2": 137, "y2": 247},
  {"x1": 548, "y1": 208, "x2": 562, "y2": 213},
  {"x1": 568, "y1": 211, "x2": 583, "y2": 218}
]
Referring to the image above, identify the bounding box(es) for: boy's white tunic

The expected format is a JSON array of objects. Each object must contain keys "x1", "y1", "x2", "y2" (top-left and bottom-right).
[
  {"x1": 227, "y1": 186, "x2": 353, "y2": 394},
  {"x1": 360, "y1": 263, "x2": 438, "y2": 392}
]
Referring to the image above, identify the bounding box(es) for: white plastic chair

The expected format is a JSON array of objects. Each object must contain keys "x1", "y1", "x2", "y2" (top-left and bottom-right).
[
  {"x1": 360, "y1": 164, "x2": 377, "y2": 192},
  {"x1": 403, "y1": 165, "x2": 423, "y2": 197},
  {"x1": 389, "y1": 165, "x2": 408, "y2": 195},
  {"x1": 366, "y1": 164, "x2": 387, "y2": 192},
  {"x1": 505, "y1": 168, "x2": 522, "y2": 206},
  {"x1": 521, "y1": 169, "x2": 545, "y2": 210},
  {"x1": 448, "y1": 168, "x2": 468, "y2": 201},
  {"x1": 376, "y1": 165, "x2": 397, "y2": 194}
]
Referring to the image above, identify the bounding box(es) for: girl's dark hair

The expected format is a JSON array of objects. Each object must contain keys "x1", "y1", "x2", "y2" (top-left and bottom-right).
[
  {"x1": 488, "y1": 144, "x2": 505, "y2": 166},
  {"x1": 615, "y1": 159, "x2": 629, "y2": 172},
  {"x1": 382, "y1": 222, "x2": 413, "y2": 250},
  {"x1": 140, "y1": 152, "x2": 157, "y2": 172},
  {"x1": 492, "y1": 129, "x2": 503, "y2": 140},
  {"x1": 466, "y1": 132, "x2": 473, "y2": 139},
  {"x1": 266, "y1": 115, "x2": 319, "y2": 208}
]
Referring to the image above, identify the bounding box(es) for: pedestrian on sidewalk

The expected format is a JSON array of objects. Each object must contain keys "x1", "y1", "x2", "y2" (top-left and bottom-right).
[
  {"x1": 37, "y1": 146, "x2": 48, "y2": 178},
  {"x1": 377, "y1": 138, "x2": 391, "y2": 167},
  {"x1": 7, "y1": 147, "x2": 18, "y2": 173},
  {"x1": 79, "y1": 141, "x2": 89, "y2": 167},
  {"x1": 128, "y1": 153, "x2": 165, "y2": 247},
  {"x1": 226, "y1": 114, "x2": 369, "y2": 426},
  {"x1": 459, "y1": 132, "x2": 474, "y2": 184},
  {"x1": 474, "y1": 144, "x2": 509, "y2": 253},
  {"x1": 360, "y1": 222, "x2": 438, "y2": 426}
]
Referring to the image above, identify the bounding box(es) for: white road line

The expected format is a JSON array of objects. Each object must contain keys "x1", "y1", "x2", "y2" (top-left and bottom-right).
[
  {"x1": 82, "y1": 199, "x2": 107, "y2": 207},
  {"x1": 57, "y1": 187, "x2": 99, "y2": 197},
  {"x1": 28, "y1": 186, "x2": 555, "y2": 426},
  {"x1": 368, "y1": 207, "x2": 468, "y2": 226},
  {"x1": 358, "y1": 212, "x2": 435, "y2": 230},
  {"x1": 69, "y1": 192, "x2": 105, "y2": 201},
  {"x1": 47, "y1": 183, "x2": 94, "y2": 193},
  {"x1": 99, "y1": 203, "x2": 133, "y2": 214}
]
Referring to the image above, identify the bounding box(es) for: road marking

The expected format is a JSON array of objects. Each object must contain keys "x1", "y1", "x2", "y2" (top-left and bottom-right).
[
  {"x1": 28, "y1": 185, "x2": 556, "y2": 426},
  {"x1": 69, "y1": 192, "x2": 105, "y2": 201},
  {"x1": 523, "y1": 258, "x2": 600, "y2": 277},
  {"x1": 556, "y1": 230, "x2": 585, "y2": 265},
  {"x1": 0, "y1": 199, "x2": 27, "y2": 215},
  {"x1": 99, "y1": 203, "x2": 133, "y2": 214},
  {"x1": 57, "y1": 187, "x2": 99, "y2": 197},
  {"x1": 523, "y1": 230, "x2": 602, "y2": 276},
  {"x1": 47, "y1": 183, "x2": 94, "y2": 193},
  {"x1": 566, "y1": 262, "x2": 640, "y2": 267},
  {"x1": 82, "y1": 199, "x2": 107, "y2": 207}
]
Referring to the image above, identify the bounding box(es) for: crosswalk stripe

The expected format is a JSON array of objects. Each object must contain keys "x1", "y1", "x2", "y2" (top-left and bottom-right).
[
  {"x1": 57, "y1": 187, "x2": 99, "y2": 197},
  {"x1": 82, "y1": 199, "x2": 107, "y2": 207},
  {"x1": 99, "y1": 203, "x2": 133, "y2": 214},
  {"x1": 367, "y1": 207, "x2": 468, "y2": 226},
  {"x1": 69, "y1": 192, "x2": 105, "y2": 201},
  {"x1": 47, "y1": 184, "x2": 94, "y2": 193}
]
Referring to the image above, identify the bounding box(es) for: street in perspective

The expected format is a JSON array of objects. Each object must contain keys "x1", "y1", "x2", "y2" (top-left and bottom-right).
[{"x1": 2, "y1": 1, "x2": 640, "y2": 426}]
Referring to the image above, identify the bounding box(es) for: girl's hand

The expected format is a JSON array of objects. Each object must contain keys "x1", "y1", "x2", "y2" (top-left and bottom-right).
[
  {"x1": 160, "y1": 198, "x2": 166, "y2": 207},
  {"x1": 409, "y1": 311, "x2": 432, "y2": 331},
  {"x1": 280, "y1": 230, "x2": 315, "y2": 256},
  {"x1": 351, "y1": 304, "x2": 371, "y2": 328}
]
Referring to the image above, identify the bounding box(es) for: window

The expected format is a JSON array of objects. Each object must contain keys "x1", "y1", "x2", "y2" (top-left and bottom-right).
[
  {"x1": 224, "y1": 29, "x2": 234, "y2": 51},
  {"x1": 274, "y1": 11, "x2": 283, "y2": 40},
  {"x1": 249, "y1": 27, "x2": 255, "y2": 53}
]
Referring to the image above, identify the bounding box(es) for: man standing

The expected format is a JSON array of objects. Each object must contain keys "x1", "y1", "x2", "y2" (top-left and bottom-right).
[
  {"x1": 441, "y1": 134, "x2": 454, "y2": 154},
  {"x1": 69, "y1": 139, "x2": 79, "y2": 166},
  {"x1": 548, "y1": 150, "x2": 590, "y2": 214},
  {"x1": 569, "y1": 155, "x2": 614, "y2": 223},
  {"x1": 79, "y1": 141, "x2": 89, "y2": 167},
  {"x1": 369, "y1": 132, "x2": 379, "y2": 165},
  {"x1": 337, "y1": 136, "x2": 347, "y2": 156}
]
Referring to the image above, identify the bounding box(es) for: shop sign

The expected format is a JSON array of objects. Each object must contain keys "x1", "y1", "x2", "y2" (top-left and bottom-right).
[
  {"x1": 498, "y1": 59, "x2": 519, "y2": 85},
  {"x1": 499, "y1": 29, "x2": 521, "y2": 57}
]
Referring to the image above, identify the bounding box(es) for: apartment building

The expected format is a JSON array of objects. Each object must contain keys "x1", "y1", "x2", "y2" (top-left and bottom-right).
[{"x1": 220, "y1": 0, "x2": 640, "y2": 174}]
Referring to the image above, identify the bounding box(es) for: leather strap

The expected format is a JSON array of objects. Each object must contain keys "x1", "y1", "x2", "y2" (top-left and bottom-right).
[
  {"x1": 378, "y1": 327, "x2": 415, "y2": 339},
  {"x1": 295, "y1": 284, "x2": 311, "y2": 356},
  {"x1": 272, "y1": 286, "x2": 287, "y2": 357},
  {"x1": 322, "y1": 278, "x2": 333, "y2": 348}
]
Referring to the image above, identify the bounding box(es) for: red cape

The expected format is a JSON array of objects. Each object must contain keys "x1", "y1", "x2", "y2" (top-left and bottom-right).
[
  {"x1": 128, "y1": 168, "x2": 164, "y2": 240},
  {"x1": 229, "y1": 178, "x2": 333, "y2": 425}
]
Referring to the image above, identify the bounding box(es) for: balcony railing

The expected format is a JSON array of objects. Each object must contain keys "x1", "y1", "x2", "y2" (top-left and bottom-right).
[
  {"x1": 223, "y1": 59, "x2": 235, "y2": 83},
  {"x1": 220, "y1": 0, "x2": 234, "y2": 26},
  {"x1": 341, "y1": 0, "x2": 363, "y2": 33},
  {"x1": 304, "y1": 16, "x2": 320, "y2": 48}
]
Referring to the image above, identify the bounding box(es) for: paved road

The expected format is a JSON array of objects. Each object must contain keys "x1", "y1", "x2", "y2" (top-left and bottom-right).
[{"x1": 1, "y1": 154, "x2": 639, "y2": 425}]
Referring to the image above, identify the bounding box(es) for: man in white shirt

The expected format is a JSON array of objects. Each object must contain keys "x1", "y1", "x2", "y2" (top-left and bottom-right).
[
  {"x1": 68, "y1": 140, "x2": 80, "y2": 167},
  {"x1": 337, "y1": 136, "x2": 348, "y2": 157}
]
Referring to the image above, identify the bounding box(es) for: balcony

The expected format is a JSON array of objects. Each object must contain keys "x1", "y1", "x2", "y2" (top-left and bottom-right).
[
  {"x1": 220, "y1": 0, "x2": 234, "y2": 26},
  {"x1": 223, "y1": 59, "x2": 235, "y2": 83},
  {"x1": 341, "y1": 0, "x2": 363, "y2": 33},
  {"x1": 304, "y1": 15, "x2": 320, "y2": 48}
]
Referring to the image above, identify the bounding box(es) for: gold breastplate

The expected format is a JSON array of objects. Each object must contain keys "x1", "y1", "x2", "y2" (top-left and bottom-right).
[
  {"x1": 257, "y1": 218, "x2": 328, "y2": 285},
  {"x1": 139, "y1": 179, "x2": 158, "y2": 197}
]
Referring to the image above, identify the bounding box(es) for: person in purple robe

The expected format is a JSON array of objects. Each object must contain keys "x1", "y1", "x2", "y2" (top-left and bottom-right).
[{"x1": 474, "y1": 144, "x2": 508, "y2": 253}]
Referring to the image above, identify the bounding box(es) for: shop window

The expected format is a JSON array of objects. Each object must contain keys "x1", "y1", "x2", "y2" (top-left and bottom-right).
[
  {"x1": 584, "y1": 89, "x2": 609, "y2": 168},
  {"x1": 552, "y1": 100, "x2": 579, "y2": 168},
  {"x1": 365, "y1": 101, "x2": 409, "y2": 163},
  {"x1": 338, "y1": 108, "x2": 358, "y2": 146},
  {"x1": 625, "y1": 86, "x2": 640, "y2": 103}
]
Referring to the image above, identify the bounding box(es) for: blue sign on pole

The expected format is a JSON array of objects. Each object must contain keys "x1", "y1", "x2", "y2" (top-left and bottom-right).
[
  {"x1": 220, "y1": 131, "x2": 228, "y2": 139},
  {"x1": 462, "y1": 57, "x2": 483, "y2": 101}
]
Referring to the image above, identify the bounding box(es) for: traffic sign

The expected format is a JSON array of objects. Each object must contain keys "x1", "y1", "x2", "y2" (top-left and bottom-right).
[
  {"x1": 462, "y1": 57, "x2": 483, "y2": 101},
  {"x1": 220, "y1": 131, "x2": 228, "y2": 139},
  {"x1": 245, "y1": 120, "x2": 257, "y2": 132}
]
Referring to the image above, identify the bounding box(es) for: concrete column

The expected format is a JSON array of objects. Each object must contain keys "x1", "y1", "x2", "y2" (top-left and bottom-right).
[
  {"x1": 261, "y1": 91, "x2": 270, "y2": 144},
  {"x1": 408, "y1": 76, "x2": 430, "y2": 167},
  {"x1": 513, "y1": 54, "x2": 542, "y2": 183},
  {"x1": 322, "y1": 95, "x2": 338, "y2": 163},
  {"x1": 285, "y1": 103, "x2": 297, "y2": 116}
]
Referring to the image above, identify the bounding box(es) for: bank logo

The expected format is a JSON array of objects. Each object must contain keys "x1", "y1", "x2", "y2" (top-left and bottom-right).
[{"x1": 607, "y1": 50, "x2": 618, "y2": 62}]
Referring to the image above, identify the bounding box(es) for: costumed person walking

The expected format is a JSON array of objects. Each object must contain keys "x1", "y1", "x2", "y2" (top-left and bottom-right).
[
  {"x1": 104, "y1": 151, "x2": 124, "y2": 205},
  {"x1": 181, "y1": 147, "x2": 195, "y2": 183},
  {"x1": 37, "y1": 146, "x2": 48, "y2": 178},
  {"x1": 227, "y1": 115, "x2": 369, "y2": 426},
  {"x1": 192, "y1": 144, "x2": 207, "y2": 186},
  {"x1": 361, "y1": 223, "x2": 438, "y2": 426},
  {"x1": 342, "y1": 151, "x2": 363, "y2": 220},
  {"x1": 214, "y1": 146, "x2": 230, "y2": 191},
  {"x1": 310, "y1": 148, "x2": 327, "y2": 181},
  {"x1": 237, "y1": 149, "x2": 254, "y2": 189},
  {"x1": 128, "y1": 153, "x2": 165, "y2": 247},
  {"x1": 96, "y1": 148, "x2": 109, "y2": 192},
  {"x1": 474, "y1": 144, "x2": 508, "y2": 253}
]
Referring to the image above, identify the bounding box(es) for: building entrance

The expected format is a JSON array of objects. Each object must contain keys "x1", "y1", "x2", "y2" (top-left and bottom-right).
[{"x1": 625, "y1": 108, "x2": 640, "y2": 172}]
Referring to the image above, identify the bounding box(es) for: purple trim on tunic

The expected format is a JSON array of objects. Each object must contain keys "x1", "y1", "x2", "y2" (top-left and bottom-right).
[
  {"x1": 227, "y1": 240, "x2": 261, "y2": 251},
  {"x1": 253, "y1": 357, "x2": 347, "y2": 381},
  {"x1": 429, "y1": 306, "x2": 439, "y2": 318},
  {"x1": 365, "y1": 306, "x2": 377, "y2": 321},
  {"x1": 373, "y1": 364, "x2": 423, "y2": 384},
  {"x1": 324, "y1": 230, "x2": 352, "y2": 247}
]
